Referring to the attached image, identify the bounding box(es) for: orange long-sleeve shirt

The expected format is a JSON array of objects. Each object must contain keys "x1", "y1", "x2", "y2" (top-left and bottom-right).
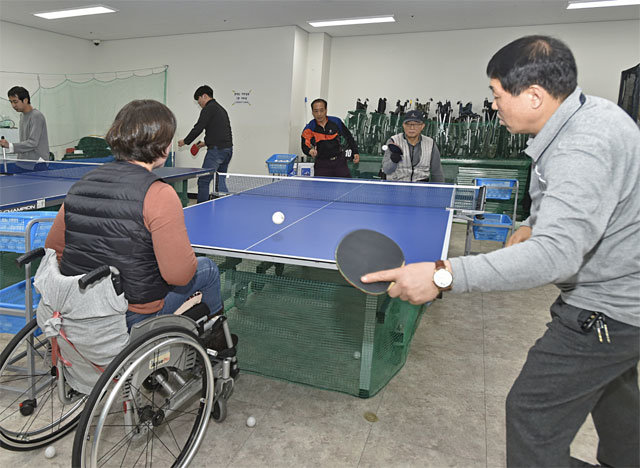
[{"x1": 45, "y1": 180, "x2": 197, "y2": 314}]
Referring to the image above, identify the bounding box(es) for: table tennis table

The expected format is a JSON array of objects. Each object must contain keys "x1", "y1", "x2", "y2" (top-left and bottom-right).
[
  {"x1": 0, "y1": 159, "x2": 214, "y2": 212},
  {"x1": 184, "y1": 174, "x2": 484, "y2": 397}
]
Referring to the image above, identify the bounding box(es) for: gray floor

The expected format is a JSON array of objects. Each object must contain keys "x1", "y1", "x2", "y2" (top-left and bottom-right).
[{"x1": 0, "y1": 222, "x2": 611, "y2": 467}]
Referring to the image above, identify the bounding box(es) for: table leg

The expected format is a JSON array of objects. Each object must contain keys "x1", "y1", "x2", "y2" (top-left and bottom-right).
[{"x1": 358, "y1": 294, "x2": 378, "y2": 398}]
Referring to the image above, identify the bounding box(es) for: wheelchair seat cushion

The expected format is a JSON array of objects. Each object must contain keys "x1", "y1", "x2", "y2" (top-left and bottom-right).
[{"x1": 35, "y1": 248, "x2": 129, "y2": 394}]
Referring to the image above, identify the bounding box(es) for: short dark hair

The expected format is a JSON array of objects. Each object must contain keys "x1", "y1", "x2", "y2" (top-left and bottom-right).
[
  {"x1": 311, "y1": 98, "x2": 327, "y2": 110},
  {"x1": 7, "y1": 86, "x2": 30, "y2": 103},
  {"x1": 106, "y1": 100, "x2": 176, "y2": 164},
  {"x1": 486, "y1": 35, "x2": 577, "y2": 99},
  {"x1": 194, "y1": 85, "x2": 213, "y2": 100}
]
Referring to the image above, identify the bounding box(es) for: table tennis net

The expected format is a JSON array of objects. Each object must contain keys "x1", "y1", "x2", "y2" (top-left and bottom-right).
[
  {"x1": 0, "y1": 160, "x2": 99, "y2": 180},
  {"x1": 215, "y1": 173, "x2": 485, "y2": 211}
]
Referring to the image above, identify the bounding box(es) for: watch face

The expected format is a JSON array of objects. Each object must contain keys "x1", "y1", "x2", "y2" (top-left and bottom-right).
[{"x1": 434, "y1": 268, "x2": 453, "y2": 288}]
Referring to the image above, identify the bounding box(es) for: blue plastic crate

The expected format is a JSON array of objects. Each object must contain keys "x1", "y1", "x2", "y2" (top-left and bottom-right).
[
  {"x1": 473, "y1": 213, "x2": 512, "y2": 242},
  {"x1": 0, "y1": 277, "x2": 41, "y2": 310},
  {"x1": 0, "y1": 212, "x2": 57, "y2": 253},
  {"x1": 266, "y1": 154, "x2": 297, "y2": 175},
  {"x1": 0, "y1": 313, "x2": 38, "y2": 334},
  {"x1": 475, "y1": 178, "x2": 516, "y2": 200}
]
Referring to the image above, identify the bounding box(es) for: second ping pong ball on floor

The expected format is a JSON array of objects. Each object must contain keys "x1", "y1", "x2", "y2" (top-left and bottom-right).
[{"x1": 272, "y1": 212, "x2": 285, "y2": 225}]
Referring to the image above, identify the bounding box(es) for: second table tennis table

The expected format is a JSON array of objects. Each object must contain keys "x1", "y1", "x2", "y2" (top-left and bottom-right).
[
  {"x1": 0, "y1": 159, "x2": 215, "y2": 212},
  {"x1": 184, "y1": 174, "x2": 485, "y2": 397}
]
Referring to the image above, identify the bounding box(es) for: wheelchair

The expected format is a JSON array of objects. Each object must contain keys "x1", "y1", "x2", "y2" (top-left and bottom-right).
[{"x1": 0, "y1": 248, "x2": 238, "y2": 467}]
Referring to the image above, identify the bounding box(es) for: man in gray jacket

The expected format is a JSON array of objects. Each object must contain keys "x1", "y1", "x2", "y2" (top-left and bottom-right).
[
  {"x1": 382, "y1": 110, "x2": 444, "y2": 183},
  {"x1": 0, "y1": 86, "x2": 50, "y2": 160},
  {"x1": 363, "y1": 36, "x2": 639, "y2": 467}
]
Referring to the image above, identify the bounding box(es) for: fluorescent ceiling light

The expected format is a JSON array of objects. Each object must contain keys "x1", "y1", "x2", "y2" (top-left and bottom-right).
[
  {"x1": 308, "y1": 15, "x2": 395, "y2": 28},
  {"x1": 34, "y1": 5, "x2": 117, "y2": 20},
  {"x1": 567, "y1": 0, "x2": 640, "y2": 9}
]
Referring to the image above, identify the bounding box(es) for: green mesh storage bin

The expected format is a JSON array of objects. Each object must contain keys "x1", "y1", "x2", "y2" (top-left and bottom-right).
[{"x1": 212, "y1": 256, "x2": 425, "y2": 398}]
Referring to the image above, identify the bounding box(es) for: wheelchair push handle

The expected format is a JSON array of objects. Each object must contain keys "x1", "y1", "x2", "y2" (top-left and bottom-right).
[
  {"x1": 15, "y1": 248, "x2": 46, "y2": 267},
  {"x1": 79, "y1": 265, "x2": 123, "y2": 295}
]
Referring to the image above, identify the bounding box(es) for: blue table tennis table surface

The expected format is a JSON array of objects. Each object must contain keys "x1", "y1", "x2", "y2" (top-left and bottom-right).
[
  {"x1": 185, "y1": 178, "x2": 455, "y2": 268},
  {"x1": 0, "y1": 162, "x2": 213, "y2": 211}
]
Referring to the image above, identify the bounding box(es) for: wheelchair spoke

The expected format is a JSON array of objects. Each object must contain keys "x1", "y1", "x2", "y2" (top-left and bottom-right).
[
  {"x1": 0, "y1": 373, "x2": 50, "y2": 423},
  {"x1": 95, "y1": 423, "x2": 142, "y2": 467},
  {"x1": 118, "y1": 433, "x2": 133, "y2": 468},
  {"x1": 19, "y1": 382, "x2": 55, "y2": 437},
  {"x1": 163, "y1": 414, "x2": 183, "y2": 453},
  {"x1": 148, "y1": 424, "x2": 179, "y2": 459}
]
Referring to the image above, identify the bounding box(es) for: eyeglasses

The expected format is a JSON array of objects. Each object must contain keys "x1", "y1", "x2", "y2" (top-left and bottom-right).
[{"x1": 403, "y1": 122, "x2": 424, "y2": 128}]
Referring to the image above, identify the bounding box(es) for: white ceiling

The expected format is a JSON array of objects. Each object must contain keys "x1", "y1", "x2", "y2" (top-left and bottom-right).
[{"x1": 0, "y1": 0, "x2": 638, "y2": 42}]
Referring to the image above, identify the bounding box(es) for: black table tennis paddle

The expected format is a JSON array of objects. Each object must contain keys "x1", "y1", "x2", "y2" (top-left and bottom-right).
[{"x1": 335, "y1": 229, "x2": 405, "y2": 295}]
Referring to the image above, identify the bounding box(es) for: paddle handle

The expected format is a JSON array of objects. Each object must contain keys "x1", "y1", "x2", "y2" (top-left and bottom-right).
[{"x1": 1, "y1": 135, "x2": 6, "y2": 173}]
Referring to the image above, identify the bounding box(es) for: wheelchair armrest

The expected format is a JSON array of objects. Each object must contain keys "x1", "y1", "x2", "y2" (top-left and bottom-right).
[
  {"x1": 16, "y1": 248, "x2": 46, "y2": 268},
  {"x1": 79, "y1": 265, "x2": 122, "y2": 294}
]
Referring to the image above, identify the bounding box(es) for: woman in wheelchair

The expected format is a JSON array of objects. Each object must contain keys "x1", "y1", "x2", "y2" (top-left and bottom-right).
[
  {"x1": 46, "y1": 100, "x2": 229, "y2": 339},
  {"x1": 0, "y1": 100, "x2": 236, "y2": 466}
]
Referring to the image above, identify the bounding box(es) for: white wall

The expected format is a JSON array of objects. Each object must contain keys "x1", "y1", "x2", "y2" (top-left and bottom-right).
[
  {"x1": 304, "y1": 33, "x2": 333, "y2": 109},
  {"x1": 96, "y1": 27, "x2": 297, "y2": 175},
  {"x1": 327, "y1": 20, "x2": 640, "y2": 120},
  {"x1": 289, "y1": 28, "x2": 308, "y2": 156},
  {"x1": 0, "y1": 21, "x2": 94, "y2": 75}
]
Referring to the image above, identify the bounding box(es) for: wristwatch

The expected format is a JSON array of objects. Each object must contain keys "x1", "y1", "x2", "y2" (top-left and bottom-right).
[{"x1": 433, "y1": 260, "x2": 453, "y2": 291}]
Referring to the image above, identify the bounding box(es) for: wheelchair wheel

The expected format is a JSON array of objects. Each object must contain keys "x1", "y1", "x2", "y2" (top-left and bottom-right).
[
  {"x1": 72, "y1": 326, "x2": 215, "y2": 468},
  {"x1": 0, "y1": 318, "x2": 87, "y2": 450},
  {"x1": 211, "y1": 398, "x2": 227, "y2": 423}
]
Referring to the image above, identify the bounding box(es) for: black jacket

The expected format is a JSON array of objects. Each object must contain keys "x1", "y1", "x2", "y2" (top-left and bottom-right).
[
  {"x1": 184, "y1": 99, "x2": 232, "y2": 149},
  {"x1": 61, "y1": 161, "x2": 171, "y2": 304},
  {"x1": 301, "y1": 116, "x2": 359, "y2": 160}
]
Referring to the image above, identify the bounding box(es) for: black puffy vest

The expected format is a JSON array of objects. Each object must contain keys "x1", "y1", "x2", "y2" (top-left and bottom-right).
[{"x1": 60, "y1": 161, "x2": 171, "y2": 304}]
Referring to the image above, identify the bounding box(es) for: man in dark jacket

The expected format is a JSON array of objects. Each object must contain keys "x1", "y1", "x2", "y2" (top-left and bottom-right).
[
  {"x1": 301, "y1": 98, "x2": 359, "y2": 178},
  {"x1": 178, "y1": 85, "x2": 232, "y2": 202}
]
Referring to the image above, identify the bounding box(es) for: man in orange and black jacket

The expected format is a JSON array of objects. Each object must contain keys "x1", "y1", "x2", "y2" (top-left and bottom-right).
[{"x1": 301, "y1": 98, "x2": 360, "y2": 177}]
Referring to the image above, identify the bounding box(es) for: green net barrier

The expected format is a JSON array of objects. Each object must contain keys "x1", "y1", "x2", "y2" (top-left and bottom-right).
[
  {"x1": 0, "y1": 67, "x2": 167, "y2": 158},
  {"x1": 170, "y1": 181, "x2": 189, "y2": 207},
  {"x1": 0, "y1": 252, "x2": 38, "y2": 289},
  {"x1": 211, "y1": 255, "x2": 425, "y2": 398}
]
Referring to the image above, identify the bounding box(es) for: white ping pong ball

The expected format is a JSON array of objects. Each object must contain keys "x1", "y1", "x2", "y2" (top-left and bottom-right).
[
  {"x1": 44, "y1": 445, "x2": 56, "y2": 459},
  {"x1": 382, "y1": 145, "x2": 388, "y2": 151},
  {"x1": 246, "y1": 416, "x2": 256, "y2": 427},
  {"x1": 272, "y1": 211, "x2": 285, "y2": 225}
]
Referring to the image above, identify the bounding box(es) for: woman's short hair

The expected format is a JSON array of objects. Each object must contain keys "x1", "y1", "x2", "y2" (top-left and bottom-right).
[{"x1": 106, "y1": 100, "x2": 176, "y2": 163}]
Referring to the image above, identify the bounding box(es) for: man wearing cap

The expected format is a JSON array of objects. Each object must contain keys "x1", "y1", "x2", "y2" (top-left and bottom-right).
[
  {"x1": 382, "y1": 110, "x2": 444, "y2": 183},
  {"x1": 301, "y1": 98, "x2": 360, "y2": 178}
]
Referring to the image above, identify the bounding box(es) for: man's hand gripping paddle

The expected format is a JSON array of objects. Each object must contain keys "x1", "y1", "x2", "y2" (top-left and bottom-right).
[
  {"x1": 190, "y1": 141, "x2": 203, "y2": 157},
  {"x1": 382, "y1": 143, "x2": 403, "y2": 164},
  {"x1": 335, "y1": 229, "x2": 405, "y2": 295}
]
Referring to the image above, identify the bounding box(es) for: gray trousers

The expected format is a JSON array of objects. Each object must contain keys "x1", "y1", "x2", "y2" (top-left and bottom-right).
[{"x1": 506, "y1": 296, "x2": 640, "y2": 467}]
